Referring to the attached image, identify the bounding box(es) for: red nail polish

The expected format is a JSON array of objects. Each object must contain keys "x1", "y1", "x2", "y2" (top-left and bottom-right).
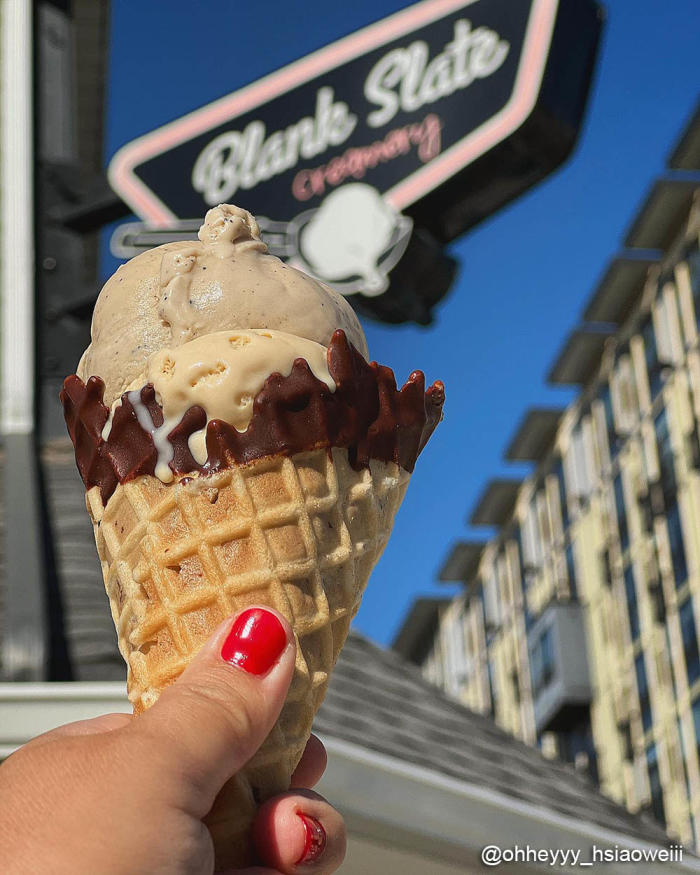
[
  {"x1": 296, "y1": 813, "x2": 327, "y2": 865},
  {"x1": 220, "y1": 608, "x2": 287, "y2": 675}
]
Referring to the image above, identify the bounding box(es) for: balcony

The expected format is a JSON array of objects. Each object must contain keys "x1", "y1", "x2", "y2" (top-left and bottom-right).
[{"x1": 528, "y1": 603, "x2": 592, "y2": 734}]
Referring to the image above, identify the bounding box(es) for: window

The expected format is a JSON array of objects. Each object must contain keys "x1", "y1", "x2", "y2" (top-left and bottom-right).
[
  {"x1": 693, "y1": 697, "x2": 700, "y2": 762},
  {"x1": 625, "y1": 564, "x2": 640, "y2": 643},
  {"x1": 566, "y1": 543, "x2": 578, "y2": 601},
  {"x1": 513, "y1": 525, "x2": 525, "y2": 579},
  {"x1": 530, "y1": 625, "x2": 556, "y2": 699},
  {"x1": 680, "y1": 598, "x2": 700, "y2": 687},
  {"x1": 511, "y1": 669, "x2": 520, "y2": 705},
  {"x1": 613, "y1": 353, "x2": 638, "y2": 432},
  {"x1": 649, "y1": 581, "x2": 666, "y2": 625},
  {"x1": 635, "y1": 653, "x2": 652, "y2": 733},
  {"x1": 445, "y1": 608, "x2": 467, "y2": 692},
  {"x1": 646, "y1": 743, "x2": 666, "y2": 826},
  {"x1": 676, "y1": 716, "x2": 691, "y2": 801},
  {"x1": 567, "y1": 423, "x2": 592, "y2": 502},
  {"x1": 487, "y1": 659, "x2": 497, "y2": 716},
  {"x1": 522, "y1": 499, "x2": 543, "y2": 574},
  {"x1": 553, "y1": 457, "x2": 569, "y2": 533},
  {"x1": 600, "y1": 383, "x2": 619, "y2": 460},
  {"x1": 654, "y1": 286, "x2": 680, "y2": 367},
  {"x1": 666, "y1": 503, "x2": 688, "y2": 589},
  {"x1": 537, "y1": 489, "x2": 552, "y2": 547},
  {"x1": 642, "y1": 317, "x2": 663, "y2": 400},
  {"x1": 654, "y1": 408, "x2": 677, "y2": 508},
  {"x1": 614, "y1": 473, "x2": 629, "y2": 552},
  {"x1": 688, "y1": 246, "x2": 700, "y2": 329},
  {"x1": 481, "y1": 569, "x2": 501, "y2": 632},
  {"x1": 618, "y1": 720, "x2": 633, "y2": 760},
  {"x1": 600, "y1": 547, "x2": 614, "y2": 588}
]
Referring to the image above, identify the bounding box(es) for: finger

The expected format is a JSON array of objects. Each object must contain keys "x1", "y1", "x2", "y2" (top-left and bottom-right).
[
  {"x1": 132, "y1": 607, "x2": 296, "y2": 814},
  {"x1": 20, "y1": 713, "x2": 133, "y2": 750},
  {"x1": 252, "y1": 789, "x2": 346, "y2": 874},
  {"x1": 290, "y1": 734, "x2": 327, "y2": 789}
]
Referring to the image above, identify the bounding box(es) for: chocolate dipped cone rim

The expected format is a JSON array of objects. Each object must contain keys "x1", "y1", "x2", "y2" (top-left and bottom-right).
[{"x1": 61, "y1": 329, "x2": 444, "y2": 504}]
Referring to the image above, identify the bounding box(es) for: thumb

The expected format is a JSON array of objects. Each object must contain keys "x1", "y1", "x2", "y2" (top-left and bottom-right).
[{"x1": 131, "y1": 607, "x2": 296, "y2": 813}]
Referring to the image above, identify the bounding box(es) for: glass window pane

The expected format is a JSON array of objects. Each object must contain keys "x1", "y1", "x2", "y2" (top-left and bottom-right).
[
  {"x1": 680, "y1": 598, "x2": 700, "y2": 686},
  {"x1": 614, "y1": 355, "x2": 638, "y2": 432},
  {"x1": 571, "y1": 424, "x2": 591, "y2": 499},
  {"x1": 553, "y1": 457, "x2": 569, "y2": 532},
  {"x1": 614, "y1": 474, "x2": 629, "y2": 552},
  {"x1": 646, "y1": 742, "x2": 666, "y2": 825},
  {"x1": 600, "y1": 384, "x2": 619, "y2": 460},
  {"x1": 667, "y1": 502, "x2": 688, "y2": 589},
  {"x1": 654, "y1": 408, "x2": 677, "y2": 507},
  {"x1": 566, "y1": 544, "x2": 577, "y2": 601},
  {"x1": 688, "y1": 246, "x2": 700, "y2": 329},
  {"x1": 643, "y1": 317, "x2": 663, "y2": 400},
  {"x1": 692, "y1": 697, "x2": 700, "y2": 759},
  {"x1": 530, "y1": 625, "x2": 556, "y2": 699},
  {"x1": 625, "y1": 564, "x2": 640, "y2": 642},
  {"x1": 635, "y1": 653, "x2": 652, "y2": 732}
]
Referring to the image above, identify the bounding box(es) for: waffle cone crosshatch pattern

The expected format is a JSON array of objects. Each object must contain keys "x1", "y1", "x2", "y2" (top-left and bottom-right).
[{"x1": 87, "y1": 448, "x2": 409, "y2": 714}]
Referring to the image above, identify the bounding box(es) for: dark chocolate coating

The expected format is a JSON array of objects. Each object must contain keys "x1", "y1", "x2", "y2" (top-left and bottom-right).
[{"x1": 61, "y1": 330, "x2": 444, "y2": 504}]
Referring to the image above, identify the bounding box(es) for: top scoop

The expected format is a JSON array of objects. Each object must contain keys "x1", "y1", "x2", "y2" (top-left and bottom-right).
[{"x1": 78, "y1": 204, "x2": 368, "y2": 408}]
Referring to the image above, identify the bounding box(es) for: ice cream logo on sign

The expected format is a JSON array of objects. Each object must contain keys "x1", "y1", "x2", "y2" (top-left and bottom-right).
[{"x1": 291, "y1": 184, "x2": 413, "y2": 297}]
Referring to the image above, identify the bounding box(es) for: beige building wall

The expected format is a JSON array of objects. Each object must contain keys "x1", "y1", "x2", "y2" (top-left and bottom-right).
[{"x1": 419, "y1": 193, "x2": 700, "y2": 845}]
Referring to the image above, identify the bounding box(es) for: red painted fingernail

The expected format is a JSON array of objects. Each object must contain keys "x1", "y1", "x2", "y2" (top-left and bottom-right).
[
  {"x1": 296, "y1": 813, "x2": 327, "y2": 865},
  {"x1": 220, "y1": 608, "x2": 287, "y2": 675}
]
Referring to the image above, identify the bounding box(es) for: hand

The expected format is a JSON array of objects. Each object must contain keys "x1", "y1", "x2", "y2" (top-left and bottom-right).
[{"x1": 0, "y1": 607, "x2": 346, "y2": 874}]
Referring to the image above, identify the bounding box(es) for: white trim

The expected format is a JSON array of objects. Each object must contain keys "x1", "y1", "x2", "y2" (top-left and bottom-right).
[
  {"x1": 317, "y1": 736, "x2": 699, "y2": 872},
  {"x1": 0, "y1": 682, "x2": 130, "y2": 757},
  {"x1": 1, "y1": 0, "x2": 35, "y2": 434}
]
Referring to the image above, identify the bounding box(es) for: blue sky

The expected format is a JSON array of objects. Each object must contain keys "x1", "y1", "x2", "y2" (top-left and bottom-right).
[{"x1": 104, "y1": 0, "x2": 700, "y2": 646}]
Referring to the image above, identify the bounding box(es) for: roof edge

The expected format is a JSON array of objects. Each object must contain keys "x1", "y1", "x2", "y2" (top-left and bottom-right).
[{"x1": 318, "y1": 736, "x2": 695, "y2": 872}]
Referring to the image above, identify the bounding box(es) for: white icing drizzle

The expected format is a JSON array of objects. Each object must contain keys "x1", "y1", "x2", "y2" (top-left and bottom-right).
[
  {"x1": 101, "y1": 399, "x2": 121, "y2": 441},
  {"x1": 127, "y1": 389, "x2": 176, "y2": 483},
  {"x1": 187, "y1": 428, "x2": 208, "y2": 466}
]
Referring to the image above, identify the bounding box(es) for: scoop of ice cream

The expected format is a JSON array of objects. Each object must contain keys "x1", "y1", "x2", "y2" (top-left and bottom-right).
[
  {"x1": 78, "y1": 204, "x2": 367, "y2": 407},
  {"x1": 100, "y1": 328, "x2": 335, "y2": 480}
]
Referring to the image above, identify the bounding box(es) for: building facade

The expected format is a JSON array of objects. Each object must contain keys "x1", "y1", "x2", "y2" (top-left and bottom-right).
[{"x1": 395, "y1": 112, "x2": 700, "y2": 845}]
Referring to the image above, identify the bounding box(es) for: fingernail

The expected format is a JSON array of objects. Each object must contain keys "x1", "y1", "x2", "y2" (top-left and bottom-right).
[
  {"x1": 220, "y1": 608, "x2": 287, "y2": 675},
  {"x1": 295, "y1": 813, "x2": 327, "y2": 865}
]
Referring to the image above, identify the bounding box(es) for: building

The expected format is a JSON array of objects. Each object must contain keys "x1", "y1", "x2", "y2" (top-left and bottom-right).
[{"x1": 394, "y1": 103, "x2": 700, "y2": 846}]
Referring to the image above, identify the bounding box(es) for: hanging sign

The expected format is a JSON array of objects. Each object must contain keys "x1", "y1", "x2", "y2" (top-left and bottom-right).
[{"x1": 108, "y1": 0, "x2": 601, "y2": 323}]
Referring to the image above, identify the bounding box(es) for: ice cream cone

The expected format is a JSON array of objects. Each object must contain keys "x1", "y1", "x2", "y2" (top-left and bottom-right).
[
  {"x1": 85, "y1": 446, "x2": 409, "y2": 867},
  {"x1": 61, "y1": 202, "x2": 443, "y2": 868}
]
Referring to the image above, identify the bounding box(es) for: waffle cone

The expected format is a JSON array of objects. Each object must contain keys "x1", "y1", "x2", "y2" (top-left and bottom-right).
[{"x1": 85, "y1": 446, "x2": 409, "y2": 868}]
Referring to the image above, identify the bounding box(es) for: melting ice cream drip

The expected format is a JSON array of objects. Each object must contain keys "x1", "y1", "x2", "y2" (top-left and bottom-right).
[{"x1": 158, "y1": 248, "x2": 200, "y2": 342}]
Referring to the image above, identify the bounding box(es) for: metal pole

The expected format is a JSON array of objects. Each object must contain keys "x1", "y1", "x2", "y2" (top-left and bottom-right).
[{"x1": 1, "y1": 0, "x2": 47, "y2": 680}]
